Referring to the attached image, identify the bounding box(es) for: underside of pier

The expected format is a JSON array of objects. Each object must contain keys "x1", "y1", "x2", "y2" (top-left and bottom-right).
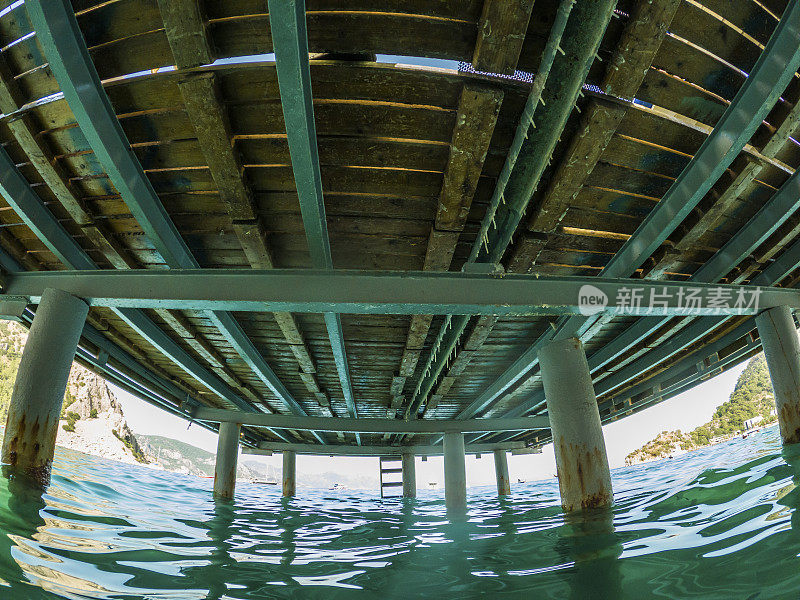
[{"x1": 0, "y1": 0, "x2": 798, "y2": 490}]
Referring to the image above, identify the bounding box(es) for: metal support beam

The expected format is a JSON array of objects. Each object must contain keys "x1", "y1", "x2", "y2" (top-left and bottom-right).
[
  {"x1": 444, "y1": 432, "x2": 467, "y2": 511},
  {"x1": 243, "y1": 441, "x2": 534, "y2": 456},
  {"x1": 494, "y1": 449, "x2": 510, "y2": 496},
  {"x1": 192, "y1": 406, "x2": 549, "y2": 434},
  {"x1": 601, "y1": 3, "x2": 800, "y2": 282},
  {"x1": 4, "y1": 270, "x2": 793, "y2": 317},
  {"x1": 402, "y1": 454, "x2": 416, "y2": 498},
  {"x1": 494, "y1": 227, "x2": 800, "y2": 429},
  {"x1": 756, "y1": 306, "x2": 800, "y2": 444},
  {"x1": 25, "y1": 0, "x2": 316, "y2": 433},
  {"x1": 15, "y1": 303, "x2": 223, "y2": 439},
  {"x1": 1, "y1": 289, "x2": 88, "y2": 486},
  {"x1": 268, "y1": 0, "x2": 359, "y2": 434},
  {"x1": 283, "y1": 450, "x2": 296, "y2": 497},
  {"x1": 540, "y1": 338, "x2": 611, "y2": 512},
  {"x1": 213, "y1": 422, "x2": 240, "y2": 499},
  {"x1": 455, "y1": 3, "x2": 800, "y2": 421}
]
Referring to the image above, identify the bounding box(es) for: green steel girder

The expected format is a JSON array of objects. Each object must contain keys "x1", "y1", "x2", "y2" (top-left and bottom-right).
[
  {"x1": 245, "y1": 442, "x2": 539, "y2": 457},
  {"x1": 456, "y1": 2, "x2": 800, "y2": 421},
  {"x1": 25, "y1": 0, "x2": 320, "y2": 439},
  {"x1": 0, "y1": 125, "x2": 279, "y2": 425},
  {"x1": 192, "y1": 406, "x2": 549, "y2": 434},
  {"x1": 3, "y1": 269, "x2": 796, "y2": 316},
  {"x1": 480, "y1": 0, "x2": 617, "y2": 264},
  {"x1": 411, "y1": 0, "x2": 614, "y2": 424},
  {"x1": 268, "y1": 0, "x2": 359, "y2": 429}
]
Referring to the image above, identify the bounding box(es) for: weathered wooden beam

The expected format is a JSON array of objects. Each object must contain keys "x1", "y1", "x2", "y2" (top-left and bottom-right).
[
  {"x1": 157, "y1": 0, "x2": 323, "y2": 406},
  {"x1": 436, "y1": 84, "x2": 503, "y2": 232},
  {"x1": 395, "y1": 68, "x2": 503, "y2": 413},
  {"x1": 0, "y1": 50, "x2": 135, "y2": 271},
  {"x1": 520, "y1": 0, "x2": 682, "y2": 264},
  {"x1": 414, "y1": 0, "x2": 612, "y2": 419},
  {"x1": 472, "y1": 0, "x2": 535, "y2": 75}
]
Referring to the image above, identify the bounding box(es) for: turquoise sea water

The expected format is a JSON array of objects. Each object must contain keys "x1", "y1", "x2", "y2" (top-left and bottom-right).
[{"x1": 1, "y1": 427, "x2": 799, "y2": 599}]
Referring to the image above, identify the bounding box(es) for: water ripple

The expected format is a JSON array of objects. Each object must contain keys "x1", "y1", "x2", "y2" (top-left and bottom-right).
[{"x1": 0, "y1": 428, "x2": 798, "y2": 597}]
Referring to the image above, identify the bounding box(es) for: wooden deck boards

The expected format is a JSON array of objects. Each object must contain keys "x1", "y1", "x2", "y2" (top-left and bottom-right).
[{"x1": 0, "y1": 0, "x2": 792, "y2": 446}]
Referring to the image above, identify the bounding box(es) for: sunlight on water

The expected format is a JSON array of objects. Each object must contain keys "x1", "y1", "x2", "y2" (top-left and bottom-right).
[{"x1": 0, "y1": 427, "x2": 799, "y2": 598}]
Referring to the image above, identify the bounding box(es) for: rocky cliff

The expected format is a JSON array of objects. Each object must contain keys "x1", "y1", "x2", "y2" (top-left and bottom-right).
[
  {"x1": 58, "y1": 366, "x2": 148, "y2": 465},
  {"x1": 0, "y1": 320, "x2": 148, "y2": 465}
]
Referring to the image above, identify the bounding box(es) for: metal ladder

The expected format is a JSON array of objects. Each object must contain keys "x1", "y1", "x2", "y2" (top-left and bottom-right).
[{"x1": 379, "y1": 456, "x2": 404, "y2": 497}]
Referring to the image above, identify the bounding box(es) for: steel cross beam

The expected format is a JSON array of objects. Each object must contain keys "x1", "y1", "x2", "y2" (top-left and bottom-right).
[
  {"x1": 3, "y1": 269, "x2": 796, "y2": 316},
  {"x1": 25, "y1": 0, "x2": 321, "y2": 440},
  {"x1": 192, "y1": 406, "x2": 549, "y2": 434},
  {"x1": 268, "y1": 0, "x2": 359, "y2": 434},
  {"x1": 455, "y1": 2, "x2": 800, "y2": 421},
  {"x1": 244, "y1": 442, "x2": 539, "y2": 457},
  {"x1": 480, "y1": 235, "x2": 800, "y2": 445}
]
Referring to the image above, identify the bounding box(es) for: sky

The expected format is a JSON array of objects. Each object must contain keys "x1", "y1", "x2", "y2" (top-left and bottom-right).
[{"x1": 116, "y1": 358, "x2": 748, "y2": 488}]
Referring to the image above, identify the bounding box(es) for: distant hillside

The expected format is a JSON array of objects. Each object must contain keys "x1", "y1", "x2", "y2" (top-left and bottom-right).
[
  {"x1": 626, "y1": 355, "x2": 777, "y2": 466},
  {"x1": 134, "y1": 434, "x2": 378, "y2": 489},
  {"x1": 135, "y1": 434, "x2": 281, "y2": 481}
]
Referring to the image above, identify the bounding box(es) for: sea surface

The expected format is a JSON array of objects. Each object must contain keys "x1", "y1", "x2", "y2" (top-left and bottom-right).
[{"x1": 0, "y1": 427, "x2": 799, "y2": 599}]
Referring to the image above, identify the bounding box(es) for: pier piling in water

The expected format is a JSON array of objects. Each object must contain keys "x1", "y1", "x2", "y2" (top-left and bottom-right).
[
  {"x1": 1, "y1": 288, "x2": 89, "y2": 487},
  {"x1": 494, "y1": 449, "x2": 510, "y2": 496},
  {"x1": 402, "y1": 453, "x2": 416, "y2": 498},
  {"x1": 755, "y1": 306, "x2": 800, "y2": 444},
  {"x1": 213, "y1": 422, "x2": 240, "y2": 499},
  {"x1": 443, "y1": 432, "x2": 466, "y2": 510},
  {"x1": 539, "y1": 337, "x2": 612, "y2": 512},
  {"x1": 283, "y1": 450, "x2": 296, "y2": 497}
]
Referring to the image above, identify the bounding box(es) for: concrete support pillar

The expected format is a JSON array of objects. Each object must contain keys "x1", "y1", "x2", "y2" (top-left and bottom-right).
[
  {"x1": 494, "y1": 449, "x2": 510, "y2": 496},
  {"x1": 282, "y1": 450, "x2": 296, "y2": 497},
  {"x1": 213, "y1": 421, "x2": 240, "y2": 499},
  {"x1": 539, "y1": 337, "x2": 612, "y2": 512},
  {"x1": 755, "y1": 305, "x2": 800, "y2": 444},
  {"x1": 2, "y1": 289, "x2": 88, "y2": 487},
  {"x1": 402, "y1": 453, "x2": 416, "y2": 498},
  {"x1": 443, "y1": 431, "x2": 466, "y2": 510}
]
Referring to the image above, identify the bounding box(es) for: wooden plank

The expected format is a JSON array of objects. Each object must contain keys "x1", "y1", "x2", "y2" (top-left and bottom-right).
[
  {"x1": 436, "y1": 84, "x2": 503, "y2": 231},
  {"x1": 645, "y1": 81, "x2": 800, "y2": 279},
  {"x1": 526, "y1": 0, "x2": 681, "y2": 240},
  {"x1": 472, "y1": 0, "x2": 535, "y2": 75}
]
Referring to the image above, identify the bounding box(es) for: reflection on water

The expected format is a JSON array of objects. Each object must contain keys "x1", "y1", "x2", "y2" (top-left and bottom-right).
[{"x1": 0, "y1": 427, "x2": 799, "y2": 598}]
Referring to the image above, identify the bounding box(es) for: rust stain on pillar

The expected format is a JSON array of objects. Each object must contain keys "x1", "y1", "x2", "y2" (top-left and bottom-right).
[
  {"x1": 756, "y1": 306, "x2": 800, "y2": 445},
  {"x1": 540, "y1": 337, "x2": 612, "y2": 513},
  {"x1": 1, "y1": 289, "x2": 88, "y2": 488}
]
